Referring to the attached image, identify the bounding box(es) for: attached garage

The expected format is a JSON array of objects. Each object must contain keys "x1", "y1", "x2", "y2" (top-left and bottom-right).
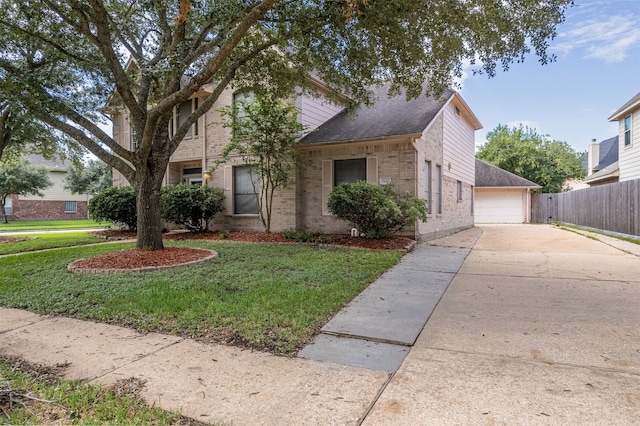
[{"x1": 474, "y1": 159, "x2": 541, "y2": 224}]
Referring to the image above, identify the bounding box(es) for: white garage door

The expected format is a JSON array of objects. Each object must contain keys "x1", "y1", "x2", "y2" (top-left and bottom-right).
[{"x1": 475, "y1": 190, "x2": 524, "y2": 223}]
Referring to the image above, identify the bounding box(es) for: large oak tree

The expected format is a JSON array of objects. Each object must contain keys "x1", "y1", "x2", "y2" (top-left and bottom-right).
[{"x1": 0, "y1": 0, "x2": 573, "y2": 250}]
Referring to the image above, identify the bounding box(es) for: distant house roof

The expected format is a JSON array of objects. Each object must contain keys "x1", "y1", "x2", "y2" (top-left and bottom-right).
[
  {"x1": 609, "y1": 92, "x2": 640, "y2": 121},
  {"x1": 25, "y1": 154, "x2": 68, "y2": 172},
  {"x1": 300, "y1": 84, "x2": 481, "y2": 145},
  {"x1": 593, "y1": 136, "x2": 619, "y2": 171},
  {"x1": 584, "y1": 161, "x2": 620, "y2": 184},
  {"x1": 475, "y1": 159, "x2": 541, "y2": 189}
]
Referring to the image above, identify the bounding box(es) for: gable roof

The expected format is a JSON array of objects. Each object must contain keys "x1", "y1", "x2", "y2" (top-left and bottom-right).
[
  {"x1": 25, "y1": 154, "x2": 68, "y2": 172},
  {"x1": 609, "y1": 92, "x2": 640, "y2": 121},
  {"x1": 300, "y1": 85, "x2": 481, "y2": 145},
  {"x1": 583, "y1": 161, "x2": 619, "y2": 184},
  {"x1": 475, "y1": 159, "x2": 541, "y2": 189},
  {"x1": 593, "y1": 136, "x2": 619, "y2": 171}
]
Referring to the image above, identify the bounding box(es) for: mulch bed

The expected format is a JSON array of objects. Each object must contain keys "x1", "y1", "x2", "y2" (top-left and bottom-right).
[
  {"x1": 68, "y1": 247, "x2": 216, "y2": 272},
  {"x1": 0, "y1": 236, "x2": 35, "y2": 243}
]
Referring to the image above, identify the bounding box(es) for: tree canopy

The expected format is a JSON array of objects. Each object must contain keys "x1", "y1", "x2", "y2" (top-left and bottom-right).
[
  {"x1": 0, "y1": 0, "x2": 574, "y2": 249},
  {"x1": 64, "y1": 159, "x2": 113, "y2": 196},
  {"x1": 0, "y1": 159, "x2": 52, "y2": 223},
  {"x1": 476, "y1": 124, "x2": 586, "y2": 193}
]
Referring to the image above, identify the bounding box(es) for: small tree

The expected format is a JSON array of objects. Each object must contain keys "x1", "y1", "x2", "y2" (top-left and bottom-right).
[
  {"x1": 64, "y1": 160, "x2": 113, "y2": 196},
  {"x1": 0, "y1": 160, "x2": 52, "y2": 223},
  {"x1": 328, "y1": 181, "x2": 428, "y2": 239},
  {"x1": 220, "y1": 94, "x2": 306, "y2": 233},
  {"x1": 88, "y1": 186, "x2": 137, "y2": 230},
  {"x1": 161, "y1": 184, "x2": 225, "y2": 232}
]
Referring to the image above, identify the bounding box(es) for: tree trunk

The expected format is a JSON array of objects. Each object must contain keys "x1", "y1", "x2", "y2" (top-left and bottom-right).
[{"x1": 135, "y1": 170, "x2": 164, "y2": 250}]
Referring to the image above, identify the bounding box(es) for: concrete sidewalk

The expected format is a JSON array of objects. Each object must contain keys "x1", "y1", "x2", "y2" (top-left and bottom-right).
[{"x1": 2, "y1": 224, "x2": 639, "y2": 424}]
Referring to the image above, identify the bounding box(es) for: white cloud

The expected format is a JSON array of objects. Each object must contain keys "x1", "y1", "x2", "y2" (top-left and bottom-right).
[{"x1": 552, "y1": 13, "x2": 640, "y2": 63}]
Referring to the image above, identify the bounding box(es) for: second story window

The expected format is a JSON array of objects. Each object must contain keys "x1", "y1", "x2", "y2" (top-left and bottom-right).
[
  {"x1": 130, "y1": 124, "x2": 138, "y2": 151},
  {"x1": 171, "y1": 98, "x2": 199, "y2": 138},
  {"x1": 233, "y1": 90, "x2": 255, "y2": 120},
  {"x1": 624, "y1": 115, "x2": 632, "y2": 146}
]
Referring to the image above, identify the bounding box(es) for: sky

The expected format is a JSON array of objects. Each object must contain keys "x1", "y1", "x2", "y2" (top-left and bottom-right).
[{"x1": 458, "y1": 0, "x2": 640, "y2": 153}]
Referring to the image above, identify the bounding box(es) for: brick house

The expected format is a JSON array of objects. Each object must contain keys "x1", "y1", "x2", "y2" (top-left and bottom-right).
[
  {"x1": 5, "y1": 155, "x2": 88, "y2": 221},
  {"x1": 110, "y1": 82, "x2": 481, "y2": 241}
]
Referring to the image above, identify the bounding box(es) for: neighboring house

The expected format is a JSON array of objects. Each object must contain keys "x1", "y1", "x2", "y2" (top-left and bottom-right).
[
  {"x1": 474, "y1": 159, "x2": 540, "y2": 224},
  {"x1": 583, "y1": 136, "x2": 619, "y2": 187},
  {"x1": 6, "y1": 155, "x2": 88, "y2": 221},
  {"x1": 608, "y1": 91, "x2": 640, "y2": 182},
  {"x1": 110, "y1": 83, "x2": 482, "y2": 241}
]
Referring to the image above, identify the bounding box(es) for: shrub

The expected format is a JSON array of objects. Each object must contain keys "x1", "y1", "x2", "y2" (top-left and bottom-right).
[
  {"x1": 327, "y1": 181, "x2": 428, "y2": 239},
  {"x1": 161, "y1": 184, "x2": 225, "y2": 232},
  {"x1": 88, "y1": 186, "x2": 137, "y2": 230}
]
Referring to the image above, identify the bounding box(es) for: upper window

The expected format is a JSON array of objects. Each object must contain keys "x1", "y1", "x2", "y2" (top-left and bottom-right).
[
  {"x1": 624, "y1": 115, "x2": 632, "y2": 146},
  {"x1": 334, "y1": 158, "x2": 366, "y2": 186},
  {"x1": 233, "y1": 91, "x2": 255, "y2": 119},
  {"x1": 424, "y1": 160, "x2": 432, "y2": 213},
  {"x1": 130, "y1": 124, "x2": 138, "y2": 151},
  {"x1": 171, "y1": 98, "x2": 199, "y2": 138},
  {"x1": 234, "y1": 165, "x2": 259, "y2": 214},
  {"x1": 64, "y1": 201, "x2": 77, "y2": 213}
]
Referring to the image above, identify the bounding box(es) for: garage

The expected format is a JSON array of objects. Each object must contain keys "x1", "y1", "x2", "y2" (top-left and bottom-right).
[
  {"x1": 474, "y1": 159, "x2": 541, "y2": 224},
  {"x1": 475, "y1": 189, "x2": 525, "y2": 223}
]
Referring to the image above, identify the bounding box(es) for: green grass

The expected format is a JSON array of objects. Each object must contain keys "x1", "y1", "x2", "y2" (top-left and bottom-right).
[
  {"x1": 0, "y1": 232, "x2": 107, "y2": 255},
  {"x1": 0, "y1": 219, "x2": 109, "y2": 231},
  {"x1": 0, "y1": 241, "x2": 403, "y2": 354},
  {"x1": 556, "y1": 222, "x2": 640, "y2": 245},
  {"x1": 0, "y1": 359, "x2": 204, "y2": 425}
]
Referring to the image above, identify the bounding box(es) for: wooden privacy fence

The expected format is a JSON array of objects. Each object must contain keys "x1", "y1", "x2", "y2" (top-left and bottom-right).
[{"x1": 531, "y1": 179, "x2": 640, "y2": 237}]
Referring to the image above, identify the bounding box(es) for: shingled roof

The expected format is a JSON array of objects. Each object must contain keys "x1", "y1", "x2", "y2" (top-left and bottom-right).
[
  {"x1": 593, "y1": 136, "x2": 619, "y2": 171},
  {"x1": 300, "y1": 85, "x2": 463, "y2": 145},
  {"x1": 475, "y1": 159, "x2": 540, "y2": 188}
]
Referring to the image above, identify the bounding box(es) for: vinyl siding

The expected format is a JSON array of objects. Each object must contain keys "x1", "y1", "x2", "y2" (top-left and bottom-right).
[
  {"x1": 296, "y1": 94, "x2": 343, "y2": 133},
  {"x1": 20, "y1": 171, "x2": 87, "y2": 202},
  {"x1": 442, "y1": 101, "x2": 475, "y2": 185},
  {"x1": 619, "y1": 109, "x2": 640, "y2": 181}
]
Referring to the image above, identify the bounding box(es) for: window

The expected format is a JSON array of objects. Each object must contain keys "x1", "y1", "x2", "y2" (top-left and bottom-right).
[
  {"x1": 234, "y1": 165, "x2": 259, "y2": 214},
  {"x1": 625, "y1": 115, "x2": 632, "y2": 146},
  {"x1": 334, "y1": 158, "x2": 366, "y2": 186},
  {"x1": 424, "y1": 160, "x2": 432, "y2": 212},
  {"x1": 171, "y1": 98, "x2": 199, "y2": 138},
  {"x1": 456, "y1": 180, "x2": 462, "y2": 202},
  {"x1": 435, "y1": 164, "x2": 442, "y2": 215},
  {"x1": 4, "y1": 196, "x2": 12, "y2": 216},
  {"x1": 130, "y1": 124, "x2": 138, "y2": 151},
  {"x1": 471, "y1": 185, "x2": 474, "y2": 214},
  {"x1": 233, "y1": 90, "x2": 255, "y2": 119},
  {"x1": 454, "y1": 106, "x2": 461, "y2": 117},
  {"x1": 64, "y1": 201, "x2": 77, "y2": 213}
]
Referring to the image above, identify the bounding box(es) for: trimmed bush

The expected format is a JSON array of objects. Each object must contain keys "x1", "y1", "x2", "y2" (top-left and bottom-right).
[
  {"x1": 88, "y1": 186, "x2": 137, "y2": 230},
  {"x1": 327, "y1": 181, "x2": 428, "y2": 239},
  {"x1": 161, "y1": 184, "x2": 225, "y2": 232}
]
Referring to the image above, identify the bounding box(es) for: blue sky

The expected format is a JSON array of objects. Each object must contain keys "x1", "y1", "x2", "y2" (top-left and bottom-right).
[{"x1": 459, "y1": 0, "x2": 640, "y2": 153}]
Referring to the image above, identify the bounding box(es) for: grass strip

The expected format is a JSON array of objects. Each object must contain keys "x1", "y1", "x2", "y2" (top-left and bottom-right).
[
  {"x1": 0, "y1": 232, "x2": 107, "y2": 255},
  {"x1": 0, "y1": 358, "x2": 208, "y2": 425},
  {"x1": 0, "y1": 241, "x2": 403, "y2": 354},
  {"x1": 556, "y1": 222, "x2": 640, "y2": 245},
  {"x1": 0, "y1": 219, "x2": 109, "y2": 231}
]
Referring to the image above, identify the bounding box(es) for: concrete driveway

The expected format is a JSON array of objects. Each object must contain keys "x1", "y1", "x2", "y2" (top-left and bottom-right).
[{"x1": 364, "y1": 224, "x2": 640, "y2": 425}]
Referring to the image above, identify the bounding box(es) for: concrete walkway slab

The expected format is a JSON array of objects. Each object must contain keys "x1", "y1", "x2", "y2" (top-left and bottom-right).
[
  {"x1": 416, "y1": 274, "x2": 640, "y2": 373},
  {"x1": 394, "y1": 245, "x2": 470, "y2": 273},
  {"x1": 0, "y1": 307, "x2": 43, "y2": 333},
  {"x1": 98, "y1": 338, "x2": 389, "y2": 426},
  {"x1": 298, "y1": 334, "x2": 409, "y2": 372},
  {"x1": 0, "y1": 316, "x2": 181, "y2": 380},
  {"x1": 363, "y1": 348, "x2": 640, "y2": 425}
]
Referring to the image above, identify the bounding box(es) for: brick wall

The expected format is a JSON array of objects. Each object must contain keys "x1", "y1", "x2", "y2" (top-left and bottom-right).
[{"x1": 8, "y1": 197, "x2": 88, "y2": 221}]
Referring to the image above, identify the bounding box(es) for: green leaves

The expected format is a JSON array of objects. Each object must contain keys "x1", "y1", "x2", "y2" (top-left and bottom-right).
[
  {"x1": 160, "y1": 183, "x2": 225, "y2": 231},
  {"x1": 477, "y1": 124, "x2": 586, "y2": 193}
]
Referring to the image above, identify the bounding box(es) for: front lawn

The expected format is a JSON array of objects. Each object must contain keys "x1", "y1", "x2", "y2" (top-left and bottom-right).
[
  {"x1": 0, "y1": 241, "x2": 403, "y2": 354},
  {"x1": 0, "y1": 219, "x2": 109, "y2": 231},
  {"x1": 0, "y1": 232, "x2": 106, "y2": 255}
]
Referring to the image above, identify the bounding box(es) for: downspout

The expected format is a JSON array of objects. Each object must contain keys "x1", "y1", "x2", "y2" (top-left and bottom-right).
[{"x1": 202, "y1": 108, "x2": 208, "y2": 185}]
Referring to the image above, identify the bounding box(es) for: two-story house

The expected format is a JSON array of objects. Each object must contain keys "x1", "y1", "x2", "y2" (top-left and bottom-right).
[
  {"x1": 110, "y1": 82, "x2": 482, "y2": 241},
  {"x1": 608, "y1": 92, "x2": 640, "y2": 182}
]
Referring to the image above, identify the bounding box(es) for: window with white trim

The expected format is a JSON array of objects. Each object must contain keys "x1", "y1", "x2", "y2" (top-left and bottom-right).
[
  {"x1": 233, "y1": 165, "x2": 259, "y2": 214},
  {"x1": 233, "y1": 90, "x2": 255, "y2": 119},
  {"x1": 130, "y1": 124, "x2": 138, "y2": 151},
  {"x1": 624, "y1": 115, "x2": 632, "y2": 146},
  {"x1": 424, "y1": 160, "x2": 432, "y2": 213},
  {"x1": 435, "y1": 164, "x2": 442, "y2": 215},
  {"x1": 4, "y1": 196, "x2": 12, "y2": 216},
  {"x1": 456, "y1": 180, "x2": 462, "y2": 202},
  {"x1": 64, "y1": 201, "x2": 77, "y2": 213}
]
